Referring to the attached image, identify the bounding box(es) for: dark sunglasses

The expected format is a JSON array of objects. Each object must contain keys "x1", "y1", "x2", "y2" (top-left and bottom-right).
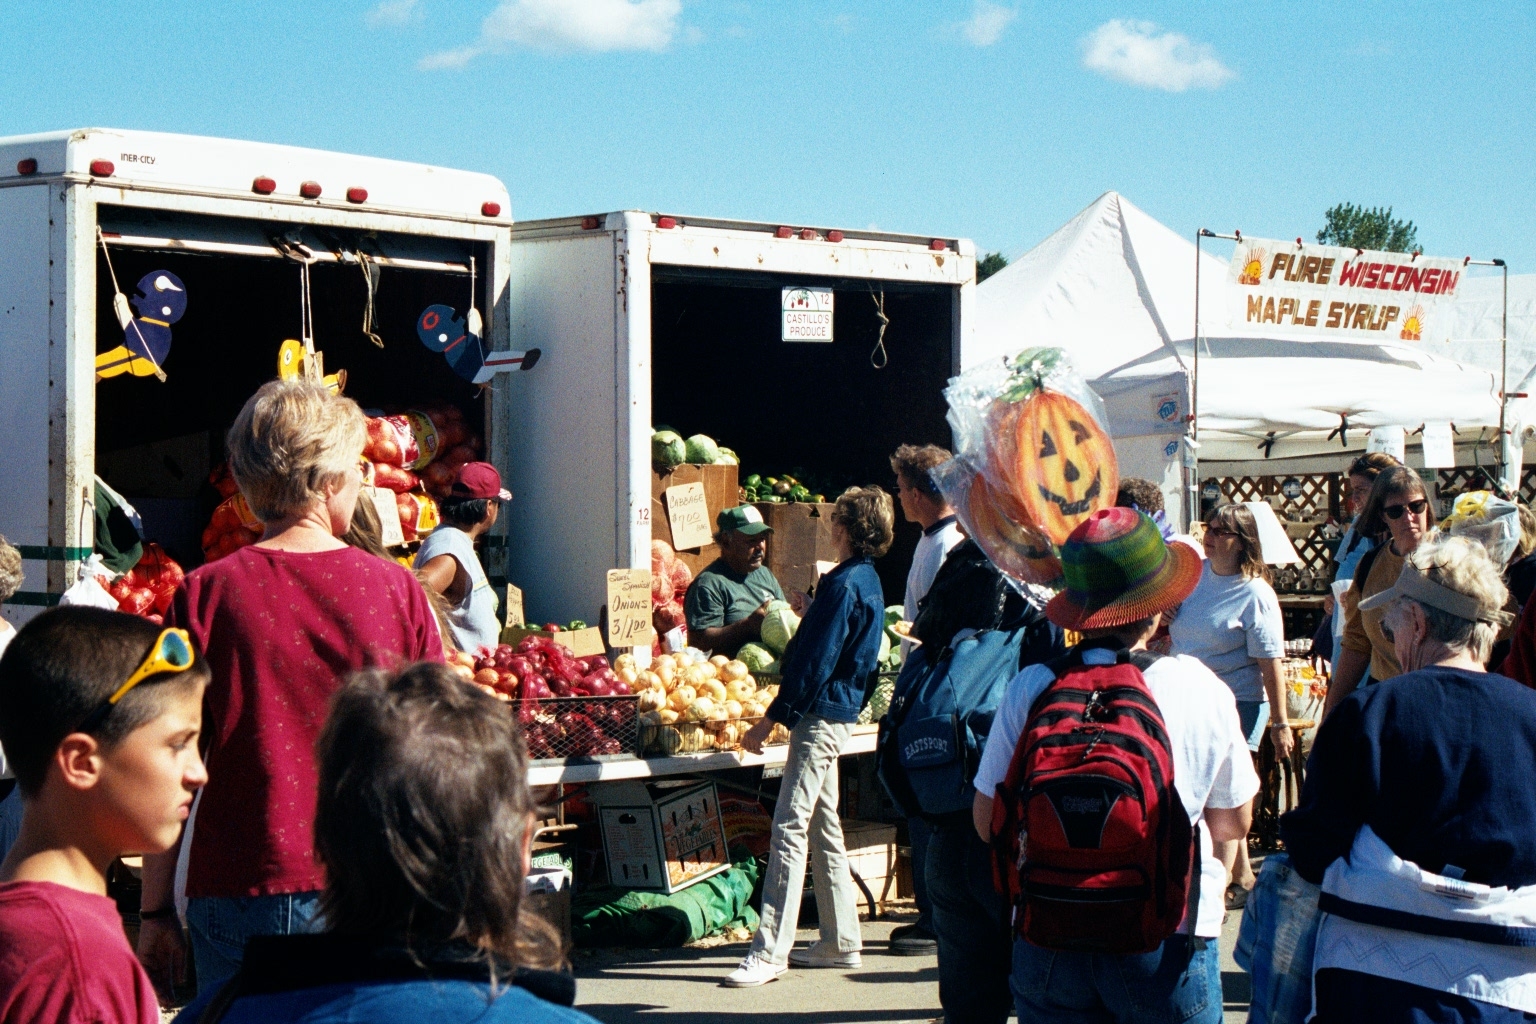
[
  {"x1": 1384, "y1": 498, "x2": 1429, "y2": 520},
  {"x1": 1204, "y1": 525, "x2": 1236, "y2": 538}
]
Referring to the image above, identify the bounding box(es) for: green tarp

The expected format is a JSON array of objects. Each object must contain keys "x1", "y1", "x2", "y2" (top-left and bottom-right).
[{"x1": 572, "y1": 853, "x2": 760, "y2": 948}]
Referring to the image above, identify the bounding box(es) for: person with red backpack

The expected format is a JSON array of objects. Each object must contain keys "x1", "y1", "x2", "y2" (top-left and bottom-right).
[{"x1": 971, "y1": 507, "x2": 1259, "y2": 1024}]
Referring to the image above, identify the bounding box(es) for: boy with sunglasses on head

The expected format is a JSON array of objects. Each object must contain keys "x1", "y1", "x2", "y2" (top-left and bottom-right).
[{"x1": 0, "y1": 607, "x2": 209, "y2": 1023}]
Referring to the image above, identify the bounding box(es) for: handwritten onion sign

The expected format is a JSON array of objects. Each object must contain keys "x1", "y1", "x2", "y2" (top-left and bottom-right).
[{"x1": 606, "y1": 568, "x2": 655, "y2": 648}]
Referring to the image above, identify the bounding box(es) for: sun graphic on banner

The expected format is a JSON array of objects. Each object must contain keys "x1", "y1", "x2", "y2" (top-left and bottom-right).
[
  {"x1": 1238, "y1": 248, "x2": 1266, "y2": 285},
  {"x1": 1400, "y1": 305, "x2": 1425, "y2": 341}
]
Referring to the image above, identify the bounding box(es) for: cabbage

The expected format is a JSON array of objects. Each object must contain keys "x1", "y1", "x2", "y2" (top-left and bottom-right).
[
  {"x1": 760, "y1": 600, "x2": 799, "y2": 655},
  {"x1": 652, "y1": 430, "x2": 686, "y2": 467},
  {"x1": 878, "y1": 630, "x2": 892, "y2": 666},
  {"x1": 715, "y1": 446, "x2": 739, "y2": 466},
  {"x1": 737, "y1": 642, "x2": 775, "y2": 673},
  {"x1": 684, "y1": 433, "x2": 720, "y2": 465}
]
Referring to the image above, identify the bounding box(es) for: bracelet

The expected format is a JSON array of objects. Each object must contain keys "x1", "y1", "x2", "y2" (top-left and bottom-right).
[
  {"x1": 1270, "y1": 723, "x2": 1291, "y2": 731},
  {"x1": 139, "y1": 906, "x2": 178, "y2": 921}
]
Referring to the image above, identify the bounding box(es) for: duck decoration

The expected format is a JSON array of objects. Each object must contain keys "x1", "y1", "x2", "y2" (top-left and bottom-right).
[{"x1": 95, "y1": 271, "x2": 187, "y2": 381}]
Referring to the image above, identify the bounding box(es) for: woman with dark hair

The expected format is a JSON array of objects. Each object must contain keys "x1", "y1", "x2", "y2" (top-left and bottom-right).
[
  {"x1": 1324, "y1": 465, "x2": 1437, "y2": 716},
  {"x1": 173, "y1": 662, "x2": 595, "y2": 1023},
  {"x1": 417, "y1": 463, "x2": 511, "y2": 656},
  {"x1": 1324, "y1": 453, "x2": 1400, "y2": 648},
  {"x1": 1170, "y1": 502, "x2": 1287, "y2": 904}
]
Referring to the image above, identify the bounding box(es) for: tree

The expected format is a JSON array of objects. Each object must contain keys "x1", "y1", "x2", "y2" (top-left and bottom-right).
[
  {"x1": 1316, "y1": 203, "x2": 1419, "y2": 253},
  {"x1": 976, "y1": 250, "x2": 1009, "y2": 283}
]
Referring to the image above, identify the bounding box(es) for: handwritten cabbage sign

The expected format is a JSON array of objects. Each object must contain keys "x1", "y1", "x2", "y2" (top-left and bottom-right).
[{"x1": 1227, "y1": 237, "x2": 1467, "y2": 344}]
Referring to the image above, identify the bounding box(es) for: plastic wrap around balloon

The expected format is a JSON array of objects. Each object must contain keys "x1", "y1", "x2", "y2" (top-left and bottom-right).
[{"x1": 935, "y1": 458, "x2": 1064, "y2": 589}]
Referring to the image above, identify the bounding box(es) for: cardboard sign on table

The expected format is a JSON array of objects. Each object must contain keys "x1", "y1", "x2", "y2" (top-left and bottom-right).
[
  {"x1": 503, "y1": 583, "x2": 524, "y2": 630},
  {"x1": 369, "y1": 487, "x2": 406, "y2": 547},
  {"x1": 606, "y1": 568, "x2": 655, "y2": 648}
]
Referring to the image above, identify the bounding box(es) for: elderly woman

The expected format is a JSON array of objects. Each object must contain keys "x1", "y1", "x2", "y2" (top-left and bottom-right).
[
  {"x1": 1324, "y1": 465, "x2": 1436, "y2": 715},
  {"x1": 1282, "y1": 537, "x2": 1536, "y2": 1023},
  {"x1": 726, "y1": 486, "x2": 893, "y2": 988},
  {"x1": 1169, "y1": 502, "x2": 1287, "y2": 906},
  {"x1": 138, "y1": 381, "x2": 444, "y2": 1000}
]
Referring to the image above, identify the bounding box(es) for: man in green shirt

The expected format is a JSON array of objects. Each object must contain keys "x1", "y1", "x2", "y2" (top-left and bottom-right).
[{"x1": 684, "y1": 506, "x2": 785, "y2": 656}]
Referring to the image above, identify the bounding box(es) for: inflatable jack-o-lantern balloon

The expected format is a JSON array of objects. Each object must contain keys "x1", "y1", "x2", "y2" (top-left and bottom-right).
[
  {"x1": 966, "y1": 472, "x2": 1063, "y2": 587},
  {"x1": 1004, "y1": 389, "x2": 1118, "y2": 545}
]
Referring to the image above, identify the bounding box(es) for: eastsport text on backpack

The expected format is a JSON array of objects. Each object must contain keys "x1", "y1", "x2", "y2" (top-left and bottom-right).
[{"x1": 988, "y1": 647, "x2": 1195, "y2": 955}]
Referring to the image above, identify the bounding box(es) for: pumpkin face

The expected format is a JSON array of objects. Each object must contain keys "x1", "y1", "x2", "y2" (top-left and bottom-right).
[
  {"x1": 966, "y1": 472, "x2": 1063, "y2": 587},
  {"x1": 1008, "y1": 389, "x2": 1118, "y2": 545}
]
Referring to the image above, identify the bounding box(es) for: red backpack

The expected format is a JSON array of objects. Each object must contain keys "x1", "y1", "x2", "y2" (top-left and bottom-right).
[{"x1": 989, "y1": 646, "x2": 1196, "y2": 954}]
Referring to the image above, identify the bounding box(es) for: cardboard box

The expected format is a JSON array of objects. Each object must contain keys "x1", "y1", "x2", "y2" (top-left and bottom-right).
[
  {"x1": 651, "y1": 464, "x2": 740, "y2": 578},
  {"x1": 500, "y1": 625, "x2": 607, "y2": 658},
  {"x1": 754, "y1": 501, "x2": 840, "y2": 598},
  {"x1": 591, "y1": 779, "x2": 731, "y2": 893},
  {"x1": 842, "y1": 819, "x2": 898, "y2": 916}
]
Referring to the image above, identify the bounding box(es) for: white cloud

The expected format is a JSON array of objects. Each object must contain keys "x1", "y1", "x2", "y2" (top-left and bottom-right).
[
  {"x1": 366, "y1": 0, "x2": 421, "y2": 28},
  {"x1": 1081, "y1": 19, "x2": 1234, "y2": 92},
  {"x1": 957, "y1": 1, "x2": 1015, "y2": 47},
  {"x1": 420, "y1": 0, "x2": 681, "y2": 66}
]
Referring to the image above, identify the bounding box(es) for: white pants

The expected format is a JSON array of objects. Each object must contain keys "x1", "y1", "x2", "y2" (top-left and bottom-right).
[{"x1": 750, "y1": 715, "x2": 863, "y2": 964}]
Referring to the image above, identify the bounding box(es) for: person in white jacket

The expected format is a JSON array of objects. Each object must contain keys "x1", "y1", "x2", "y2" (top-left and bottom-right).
[{"x1": 886, "y1": 444, "x2": 963, "y2": 957}]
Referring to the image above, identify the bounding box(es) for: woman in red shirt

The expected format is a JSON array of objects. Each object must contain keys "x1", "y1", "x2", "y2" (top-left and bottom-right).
[{"x1": 137, "y1": 380, "x2": 444, "y2": 1000}]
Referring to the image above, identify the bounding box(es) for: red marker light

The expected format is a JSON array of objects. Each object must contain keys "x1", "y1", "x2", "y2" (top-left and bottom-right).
[
  {"x1": 346, "y1": 187, "x2": 368, "y2": 204},
  {"x1": 16, "y1": 158, "x2": 37, "y2": 175},
  {"x1": 89, "y1": 159, "x2": 114, "y2": 177},
  {"x1": 657, "y1": 216, "x2": 677, "y2": 229},
  {"x1": 581, "y1": 216, "x2": 600, "y2": 230},
  {"x1": 299, "y1": 181, "x2": 322, "y2": 199},
  {"x1": 929, "y1": 239, "x2": 947, "y2": 251},
  {"x1": 799, "y1": 228, "x2": 816, "y2": 240},
  {"x1": 827, "y1": 230, "x2": 844, "y2": 243},
  {"x1": 482, "y1": 201, "x2": 502, "y2": 217},
  {"x1": 775, "y1": 226, "x2": 793, "y2": 239},
  {"x1": 252, "y1": 175, "x2": 276, "y2": 195}
]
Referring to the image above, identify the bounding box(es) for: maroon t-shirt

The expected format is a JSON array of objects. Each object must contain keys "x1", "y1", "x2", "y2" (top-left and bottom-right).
[
  {"x1": 0, "y1": 881, "x2": 158, "y2": 1024},
  {"x1": 169, "y1": 545, "x2": 444, "y2": 898}
]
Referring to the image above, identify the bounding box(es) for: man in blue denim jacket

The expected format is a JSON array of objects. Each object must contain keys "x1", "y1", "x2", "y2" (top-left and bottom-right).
[{"x1": 726, "y1": 487, "x2": 893, "y2": 988}]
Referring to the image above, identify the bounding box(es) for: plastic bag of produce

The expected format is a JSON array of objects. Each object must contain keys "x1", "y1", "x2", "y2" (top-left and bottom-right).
[
  {"x1": 571, "y1": 851, "x2": 760, "y2": 948},
  {"x1": 364, "y1": 412, "x2": 440, "y2": 470},
  {"x1": 202, "y1": 493, "x2": 263, "y2": 562},
  {"x1": 57, "y1": 554, "x2": 120, "y2": 610}
]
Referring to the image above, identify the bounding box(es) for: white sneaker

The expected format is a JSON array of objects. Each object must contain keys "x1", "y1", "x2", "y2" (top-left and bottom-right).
[
  {"x1": 788, "y1": 941, "x2": 862, "y2": 968},
  {"x1": 722, "y1": 953, "x2": 788, "y2": 988}
]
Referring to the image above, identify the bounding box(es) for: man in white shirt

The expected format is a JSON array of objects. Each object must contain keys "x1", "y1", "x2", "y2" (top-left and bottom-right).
[
  {"x1": 887, "y1": 444, "x2": 964, "y2": 957},
  {"x1": 972, "y1": 507, "x2": 1258, "y2": 1024}
]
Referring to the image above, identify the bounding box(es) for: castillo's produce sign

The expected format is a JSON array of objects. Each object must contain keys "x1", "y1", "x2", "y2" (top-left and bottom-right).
[{"x1": 1226, "y1": 237, "x2": 1466, "y2": 343}]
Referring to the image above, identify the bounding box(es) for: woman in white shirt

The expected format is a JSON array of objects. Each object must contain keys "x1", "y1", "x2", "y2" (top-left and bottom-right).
[{"x1": 1169, "y1": 503, "x2": 1288, "y2": 907}]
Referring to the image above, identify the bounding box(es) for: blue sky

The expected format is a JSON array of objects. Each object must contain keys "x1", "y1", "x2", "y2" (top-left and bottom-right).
[{"x1": 3, "y1": 1, "x2": 1532, "y2": 269}]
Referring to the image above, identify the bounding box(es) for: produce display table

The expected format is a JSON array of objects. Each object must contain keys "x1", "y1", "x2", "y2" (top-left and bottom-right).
[{"x1": 527, "y1": 723, "x2": 880, "y2": 786}]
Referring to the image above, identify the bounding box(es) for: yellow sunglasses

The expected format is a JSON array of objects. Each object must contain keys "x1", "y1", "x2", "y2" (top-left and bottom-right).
[{"x1": 78, "y1": 628, "x2": 195, "y2": 732}]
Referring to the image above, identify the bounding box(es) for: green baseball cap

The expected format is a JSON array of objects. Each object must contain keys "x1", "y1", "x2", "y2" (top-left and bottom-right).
[{"x1": 718, "y1": 505, "x2": 772, "y2": 536}]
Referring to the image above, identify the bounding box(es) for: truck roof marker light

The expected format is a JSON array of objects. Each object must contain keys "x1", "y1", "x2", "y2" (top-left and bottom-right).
[
  {"x1": 929, "y1": 239, "x2": 947, "y2": 251},
  {"x1": 826, "y1": 230, "x2": 844, "y2": 243},
  {"x1": 89, "y1": 159, "x2": 114, "y2": 177},
  {"x1": 16, "y1": 158, "x2": 37, "y2": 175},
  {"x1": 656, "y1": 216, "x2": 677, "y2": 229},
  {"x1": 580, "y1": 215, "x2": 600, "y2": 230},
  {"x1": 252, "y1": 176, "x2": 277, "y2": 195},
  {"x1": 346, "y1": 187, "x2": 368, "y2": 204},
  {"x1": 799, "y1": 229, "x2": 817, "y2": 240},
  {"x1": 482, "y1": 201, "x2": 502, "y2": 217},
  {"x1": 299, "y1": 181, "x2": 323, "y2": 199},
  {"x1": 775, "y1": 226, "x2": 793, "y2": 239}
]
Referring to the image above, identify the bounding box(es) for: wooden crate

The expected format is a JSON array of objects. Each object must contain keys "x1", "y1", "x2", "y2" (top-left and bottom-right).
[
  {"x1": 754, "y1": 501, "x2": 840, "y2": 598},
  {"x1": 651, "y1": 464, "x2": 740, "y2": 578}
]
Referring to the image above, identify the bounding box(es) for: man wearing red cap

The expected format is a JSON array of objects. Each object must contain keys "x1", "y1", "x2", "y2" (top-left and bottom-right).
[{"x1": 418, "y1": 462, "x2": 511, "y2": 655}]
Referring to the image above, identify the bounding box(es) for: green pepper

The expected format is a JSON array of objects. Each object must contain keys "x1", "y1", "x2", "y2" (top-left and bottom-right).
[
  {"x1": 745, "y1": 474, "x2": 762, "y2": 488},
  {"x1": 567, "y1": 620, "x2": 587, "y2": 631}
]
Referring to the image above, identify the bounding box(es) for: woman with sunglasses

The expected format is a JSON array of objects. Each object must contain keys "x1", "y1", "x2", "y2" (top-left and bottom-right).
[
  {"x1": 1324, "y1": 466, "x2": 1437, "y2": 718},
  {"x1": 1169, "y1": 502, "x2": 1286, "y2": 907}
]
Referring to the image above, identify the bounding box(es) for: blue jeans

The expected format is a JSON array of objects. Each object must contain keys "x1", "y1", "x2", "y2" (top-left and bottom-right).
[
  {"x1": 1011, "y1": 934, "x2": 1223, "y2": 1024},
  {"x1": 186, "y1": 891, "x2": 323, "y2": 998},
  {"x1": 926, "y1": 818, "x2": 1012, "y2": 1024},
  {"x1": 907, "y1": 815, "x2": 933, "y2": 931},
  {"x1": 1236, "y1": 700, "x2": 1271, "y2": 752}
]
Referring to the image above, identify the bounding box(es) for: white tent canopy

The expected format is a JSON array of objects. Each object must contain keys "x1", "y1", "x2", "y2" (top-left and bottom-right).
[{"x1": 973, "y1": 191, "x2": 1505, "y2": 467}]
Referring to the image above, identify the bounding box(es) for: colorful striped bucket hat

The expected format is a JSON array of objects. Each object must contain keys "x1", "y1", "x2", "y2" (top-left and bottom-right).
[{"x1": 1044, "y1": 507, "x2": 1202, "y2": 631}]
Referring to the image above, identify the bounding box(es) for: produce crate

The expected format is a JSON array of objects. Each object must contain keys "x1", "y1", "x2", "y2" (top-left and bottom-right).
[
  {"x1": 753, "y1": 501, "x2": 839, "y2": 598},
  {"x1": 517, "y1": 695, "x2": 639, "y2": 762},
  {"x1": 639, "y1": 715, "x2": 789, "y2": 756},
  {"x1": 651, "y1": 464, "x2": 740, "y2": 577}
]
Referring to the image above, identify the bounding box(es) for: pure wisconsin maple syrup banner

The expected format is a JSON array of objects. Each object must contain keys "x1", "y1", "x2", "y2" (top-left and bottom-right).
[{"x1": 1225, "y1": 237, "x2": 1468, "y2": 343}]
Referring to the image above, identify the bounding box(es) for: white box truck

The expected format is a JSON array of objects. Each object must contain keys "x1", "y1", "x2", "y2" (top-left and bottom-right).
[
  {"x1": 0, "y1": 128, "x2": 515, "y2": 620},
  {"x1": 503, "y1": 212, "x2": 976, "y2": 627}
]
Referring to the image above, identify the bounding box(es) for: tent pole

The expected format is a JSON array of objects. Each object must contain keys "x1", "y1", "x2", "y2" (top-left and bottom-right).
[
  {"x1": 1192, "y1": 229, "x2": 1240, "y2": 528},
  {"x1": 1470, "y1": 258, "x2": 1509, "y2": 492}
]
